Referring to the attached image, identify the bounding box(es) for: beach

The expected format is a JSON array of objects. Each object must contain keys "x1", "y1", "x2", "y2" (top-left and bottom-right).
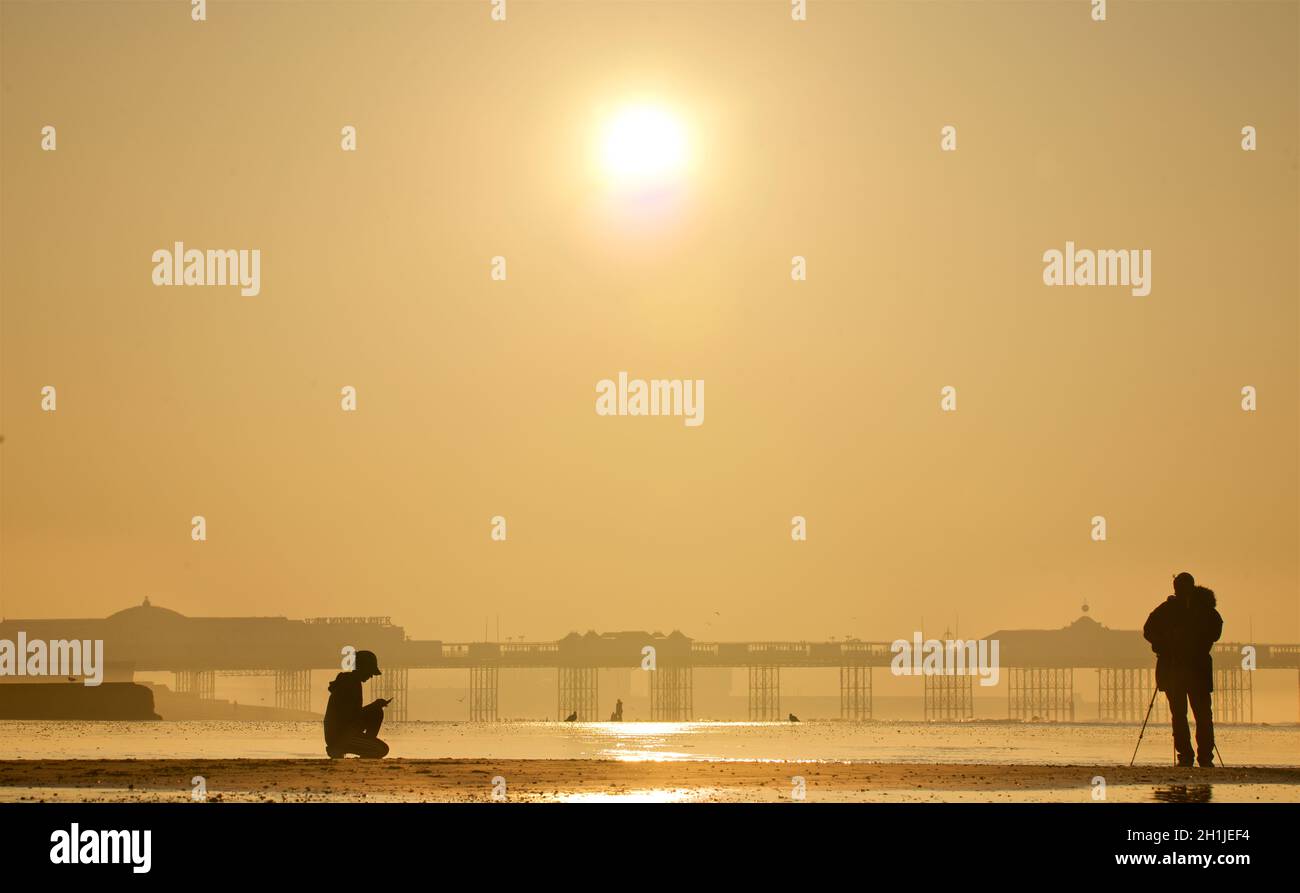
[
  {"x1": 2, "y1": 719, "x2": 1297, "y2": 803},
  {"x1": 1, "y1": 758, "x2": 1298, "y2": 803}
]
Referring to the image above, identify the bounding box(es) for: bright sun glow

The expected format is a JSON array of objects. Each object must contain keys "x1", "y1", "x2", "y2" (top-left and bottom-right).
[{"x1": 600, "y1": 104, "x2": 688, "y2": 185}]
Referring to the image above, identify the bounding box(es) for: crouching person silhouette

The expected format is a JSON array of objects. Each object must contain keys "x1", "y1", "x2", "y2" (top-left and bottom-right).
[
  {"x1": 1143, "y1": 573, "x2": 1223, "y2": 768},
  {"x1": 324, "y1": 650, "x2": 391, "y2": 759}
]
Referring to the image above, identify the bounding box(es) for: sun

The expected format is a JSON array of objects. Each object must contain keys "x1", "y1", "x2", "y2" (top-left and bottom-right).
[{"x1": 599, "y1": 104, "x2": 688, "y2": 186}]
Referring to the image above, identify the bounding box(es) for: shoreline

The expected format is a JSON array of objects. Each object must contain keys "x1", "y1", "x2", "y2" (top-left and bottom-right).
[{"x1": 1, "y1": 759, "x2": 1297, "y2": 803}]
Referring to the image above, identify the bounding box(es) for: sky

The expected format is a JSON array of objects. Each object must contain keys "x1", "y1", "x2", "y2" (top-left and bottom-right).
[{"x1": 1, "y1": 0, "x2": 1297, "y2": 647}]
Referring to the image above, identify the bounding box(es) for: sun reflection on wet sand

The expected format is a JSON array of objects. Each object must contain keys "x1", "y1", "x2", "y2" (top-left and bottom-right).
[
  {"x1": 582, "y1": 721, "x2": 816, "y2": 763},
  {"x1": 587, "y1": 720, "x2": 695, "y2": 762}
]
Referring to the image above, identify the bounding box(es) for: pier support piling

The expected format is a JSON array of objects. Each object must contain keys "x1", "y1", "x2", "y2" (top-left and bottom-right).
[
  {"x1": 748, "y1": 666, "x2": 781, "y2": 721},
  {"x1": 366, "y1": 667, "x2": 409, "y2": 721},
  {"x1": 1008, "y1": 667, "x2": 1073, "y2": 721},
  {"x1": 557, "y1": 666, "x2": 598, "y2": 721},
  {"x1": 924, "y1": 673, "x2": 973, "y2": 720},
  {"x1": 1098, "y1": 668, "x2": 1163, "y2": 723},
  {"x1": 274, "y1": 669, "x2": 312, "y2": 713},
  {"x1": 649, "y1": 666, "x2": 693, "y2": 721},
  {"x1": 1213, "y1": 667, "x2": 1252, "y2": 724},
  {"x1": 174, "y1": 669, "x2": 216, "y2": 701},
  {"x1": 839, "y1": 664, "x2": 872, "y2": 720},
  {"x1": 469, "y1": 665, "x2": 499, "y2": 722}
]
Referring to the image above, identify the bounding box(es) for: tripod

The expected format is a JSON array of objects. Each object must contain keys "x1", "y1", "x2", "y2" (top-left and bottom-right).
[{"x1": 1130, "y1": 686, "x2": 1228, "y2": 767}]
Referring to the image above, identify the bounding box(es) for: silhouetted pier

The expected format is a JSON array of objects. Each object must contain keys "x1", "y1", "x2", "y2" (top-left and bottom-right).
[{"x1": 2, "y1": 601, "x2": 1295, "y2": 723}]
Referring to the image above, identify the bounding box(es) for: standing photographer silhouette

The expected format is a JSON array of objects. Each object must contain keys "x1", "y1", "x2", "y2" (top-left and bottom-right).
[{"x1": 1142, "y1": 572, "x2": 1223, "y2": 767}]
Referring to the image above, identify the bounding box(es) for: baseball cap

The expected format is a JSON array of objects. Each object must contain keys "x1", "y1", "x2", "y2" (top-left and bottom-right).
[{"x1": 355, "y1": 650, "x2": 382, "y2": 675}]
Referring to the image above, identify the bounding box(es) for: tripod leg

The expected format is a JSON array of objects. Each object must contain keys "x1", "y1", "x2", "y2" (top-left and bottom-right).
[{"x1": 1130, "y1": 686, "x2": 1159, "y2": 767}]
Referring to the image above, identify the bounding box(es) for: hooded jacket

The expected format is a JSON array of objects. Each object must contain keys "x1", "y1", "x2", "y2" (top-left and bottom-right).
[
  {"x1": 1142, "y1": 587, "x2": 1223, "y2": 693},
  {"x1": 323, "y1": 671, "x2": 364, "y2": 746}
]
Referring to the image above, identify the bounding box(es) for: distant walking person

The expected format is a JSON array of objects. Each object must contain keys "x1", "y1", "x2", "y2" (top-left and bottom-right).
[
  {"x1": 324, "y1": 650, "x2": 391, "y2": 758},
  {"x1": 1142, "y1": 573, "x2": 1223, "y2": 767}
]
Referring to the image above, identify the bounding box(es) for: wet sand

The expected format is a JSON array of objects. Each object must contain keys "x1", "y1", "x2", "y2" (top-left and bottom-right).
[{"x1": 1, "y1": 759, "x2": 1297, "y2": 803}]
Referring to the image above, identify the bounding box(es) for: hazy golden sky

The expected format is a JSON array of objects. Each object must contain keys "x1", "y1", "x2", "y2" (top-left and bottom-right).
[{"x1": 2, "y1": 1, "x2": 1296, "y2": 645}]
